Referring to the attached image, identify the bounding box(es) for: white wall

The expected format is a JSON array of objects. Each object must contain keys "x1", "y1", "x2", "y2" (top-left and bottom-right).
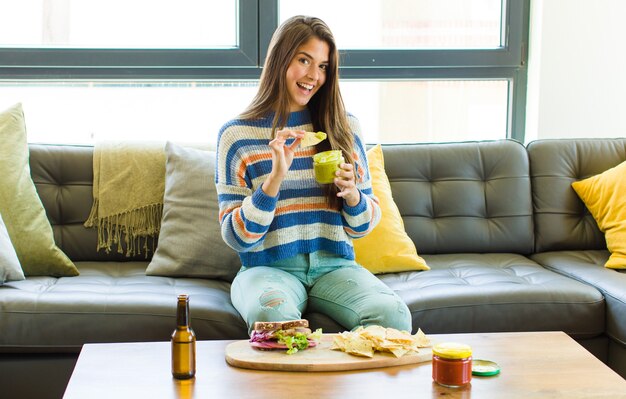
[{"x1": 525, "y1": 0, "x2": 626, "y2": 142}]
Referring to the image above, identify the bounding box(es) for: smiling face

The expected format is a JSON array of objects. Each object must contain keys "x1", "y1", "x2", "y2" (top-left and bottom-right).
[{"x1": 285, "y1": 37, "x2": 330, "y2": 112}]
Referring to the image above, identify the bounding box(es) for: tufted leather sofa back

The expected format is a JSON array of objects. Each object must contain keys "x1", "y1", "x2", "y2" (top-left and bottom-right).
[
  {"x1": 29, "y1": 144, "x2": 149, "y2": 262},
  {"x1": 380, "y1": 139, "x2": 534, "y2": 255},
  {"x1": 34, "y1": 138, "x2": 618, "y2": 261},
  {"x1": 527, "y1": 138, "x2": 626, "y2": 253}
]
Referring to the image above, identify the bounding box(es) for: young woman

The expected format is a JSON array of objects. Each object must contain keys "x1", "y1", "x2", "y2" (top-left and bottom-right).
[{"x1": 216, "y1": 15, "x2": 412, "y2": 333}]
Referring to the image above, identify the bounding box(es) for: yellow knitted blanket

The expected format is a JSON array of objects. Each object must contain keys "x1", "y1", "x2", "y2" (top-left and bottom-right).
[{"x1": 84, "y1": 141, "x2": 165, "y2": 256}]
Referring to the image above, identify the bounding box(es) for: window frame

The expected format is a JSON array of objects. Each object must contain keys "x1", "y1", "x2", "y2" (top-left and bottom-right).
[
  {"x1": 0, "y1": 0, "x2": 259, "y2": 79},
  {"x1": 0, "y1": 0, "x2": 529, "y2": 141}
]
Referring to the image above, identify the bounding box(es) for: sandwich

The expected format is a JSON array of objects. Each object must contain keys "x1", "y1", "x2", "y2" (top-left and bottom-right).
[{"x1": 249, "y1": 319, "x2": 323, "y2": 354}]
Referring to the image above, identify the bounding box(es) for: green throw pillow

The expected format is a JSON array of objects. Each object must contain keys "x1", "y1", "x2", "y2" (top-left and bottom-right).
[{"x1": 0, "y1": 103, "x2": 78, "y2": 277}]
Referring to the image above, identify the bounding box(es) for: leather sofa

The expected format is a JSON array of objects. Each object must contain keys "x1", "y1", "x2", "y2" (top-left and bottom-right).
[{"x1": 1, "y1": 138, "x2": 625, "y2": 397}]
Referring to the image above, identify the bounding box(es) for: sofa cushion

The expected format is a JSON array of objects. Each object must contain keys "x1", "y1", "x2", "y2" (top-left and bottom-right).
[
  {"x1": 381, "y1": 140, "x2": 533, "y2": 254},
  {"x1": 377, "y1": 253, "x2": 605, "y2": 338},
  {"x1": 146, "y1": 142, "x2": 241, "y2": 281},
  {"x1": 354, "y1": 145, "x2": 429, "y2": 274},
  {"x1": 572, "y1": 160, "x2": 626, "y2": 269},
  {"x1": 531, "y1": 250, "x2": 626, "y2": 345},
  {"x1": 0, "y1": 104, "x2": 78, "y2": 277},
  {"x1": 0, "y1": 262, "x2": 248, "y2": 349},
  {"x1": 527, "y1": 138, "x2": 626, "y2": 252}
]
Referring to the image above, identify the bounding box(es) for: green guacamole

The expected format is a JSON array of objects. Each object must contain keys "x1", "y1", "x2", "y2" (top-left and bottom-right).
[{"x1": 313, "y1": 150, "x2": 344, "y2": 184}]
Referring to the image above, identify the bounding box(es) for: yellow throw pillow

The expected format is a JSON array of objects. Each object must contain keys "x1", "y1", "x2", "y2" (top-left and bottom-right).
[
  {"x1": 354, "y1": 145, "x2": 429, "y2": 274},
  {"x1": 572, "y1": 160, "x2": 626, "y2": 269}
]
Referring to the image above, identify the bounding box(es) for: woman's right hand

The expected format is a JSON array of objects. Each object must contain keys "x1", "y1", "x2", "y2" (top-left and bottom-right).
[{"x1": 262, "y1": 129, "x2": 304, "y2": 196}]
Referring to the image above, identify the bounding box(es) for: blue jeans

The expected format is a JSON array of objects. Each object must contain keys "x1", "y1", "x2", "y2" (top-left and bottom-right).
[{"x1": 231, "y1": 251, "x2": 412, "y2": 333}]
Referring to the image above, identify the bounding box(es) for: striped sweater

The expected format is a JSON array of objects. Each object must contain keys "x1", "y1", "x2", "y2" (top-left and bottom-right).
[{"x1": 215, "y1": 109, "x2": 381, "y2": 267}]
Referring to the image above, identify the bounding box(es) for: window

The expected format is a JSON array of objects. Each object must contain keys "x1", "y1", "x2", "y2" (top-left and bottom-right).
[
  {"x1": 280, "y1": 0, "x2": 503, "y2": 49},
  {"x1": 0, "y1": 0, "x2": 529, "y2": 144},
  {"x1": 1, "y1": 0, "x2": 237, "y2": 48},
  {"x1": 342, "y1": 80, "x2": 508, "y2": 143},
  {"x1": 0, "y1": 81, "x2": 257, "y2": 144}
]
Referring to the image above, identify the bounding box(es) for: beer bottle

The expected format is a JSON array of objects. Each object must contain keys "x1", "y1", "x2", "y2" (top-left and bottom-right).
[{"x1": 171, "y1": 294, "x2": 196, "y2": 379}]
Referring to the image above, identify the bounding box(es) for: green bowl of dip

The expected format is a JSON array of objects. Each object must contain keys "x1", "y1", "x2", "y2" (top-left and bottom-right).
[{"x1": 313, "y1": 150, "x2": 344, "y2": 184}]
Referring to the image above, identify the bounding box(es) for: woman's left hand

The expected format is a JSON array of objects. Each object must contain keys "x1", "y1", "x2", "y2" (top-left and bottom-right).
[{"x1": 334, "y1": 163, "x2": 360, "y2": 207}]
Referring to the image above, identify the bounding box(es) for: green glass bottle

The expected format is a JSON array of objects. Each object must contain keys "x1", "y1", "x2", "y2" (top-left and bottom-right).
[{"x1": 171, "y1": 294, "x2": 196, "y2": 379}]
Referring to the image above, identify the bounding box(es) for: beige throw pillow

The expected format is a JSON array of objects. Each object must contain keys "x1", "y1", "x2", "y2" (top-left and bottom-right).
[
  {"x1": 146, "y1": 142, "x2": 241, "y2": 281},
  {"x1": 0, "y1": 103, "x2": 78, "y2": 277}
]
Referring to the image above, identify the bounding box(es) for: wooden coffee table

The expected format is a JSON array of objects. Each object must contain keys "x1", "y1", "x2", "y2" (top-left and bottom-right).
[{"x1": 63, "y1": 331, "x2": 626, "y2": 399}]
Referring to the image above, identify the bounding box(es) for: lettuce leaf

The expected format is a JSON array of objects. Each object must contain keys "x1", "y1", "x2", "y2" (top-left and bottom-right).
[
  {"x1": 275, "y1": 328, "x2": 323, "y2": 354},
  {"x1": 276, "y1": 330, "x2": 309, "y2": 354},
  {"x1": 308, "y1": 328, "x2": 323, "y2": 343}
]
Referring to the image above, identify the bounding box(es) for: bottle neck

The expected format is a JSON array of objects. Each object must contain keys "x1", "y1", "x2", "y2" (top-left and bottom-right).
[{"x1": 176, "y1": 297, "x2": 189, "y2": 327}]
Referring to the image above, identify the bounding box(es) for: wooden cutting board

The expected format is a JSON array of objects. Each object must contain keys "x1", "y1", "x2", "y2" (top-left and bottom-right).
[{"x1": 225, "y1": 334, "x2": 432, "y2": 372}]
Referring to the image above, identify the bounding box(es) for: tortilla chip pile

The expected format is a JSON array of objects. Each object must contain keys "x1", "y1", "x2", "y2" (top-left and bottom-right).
[{"x1": 331, "y1": 326, "x2": 431, "y2": 358}]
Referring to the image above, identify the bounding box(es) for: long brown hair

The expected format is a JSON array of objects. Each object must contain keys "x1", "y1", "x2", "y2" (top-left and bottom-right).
[{"x1": 239, "y1": 15, "x2": 354, "y2": 208}]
